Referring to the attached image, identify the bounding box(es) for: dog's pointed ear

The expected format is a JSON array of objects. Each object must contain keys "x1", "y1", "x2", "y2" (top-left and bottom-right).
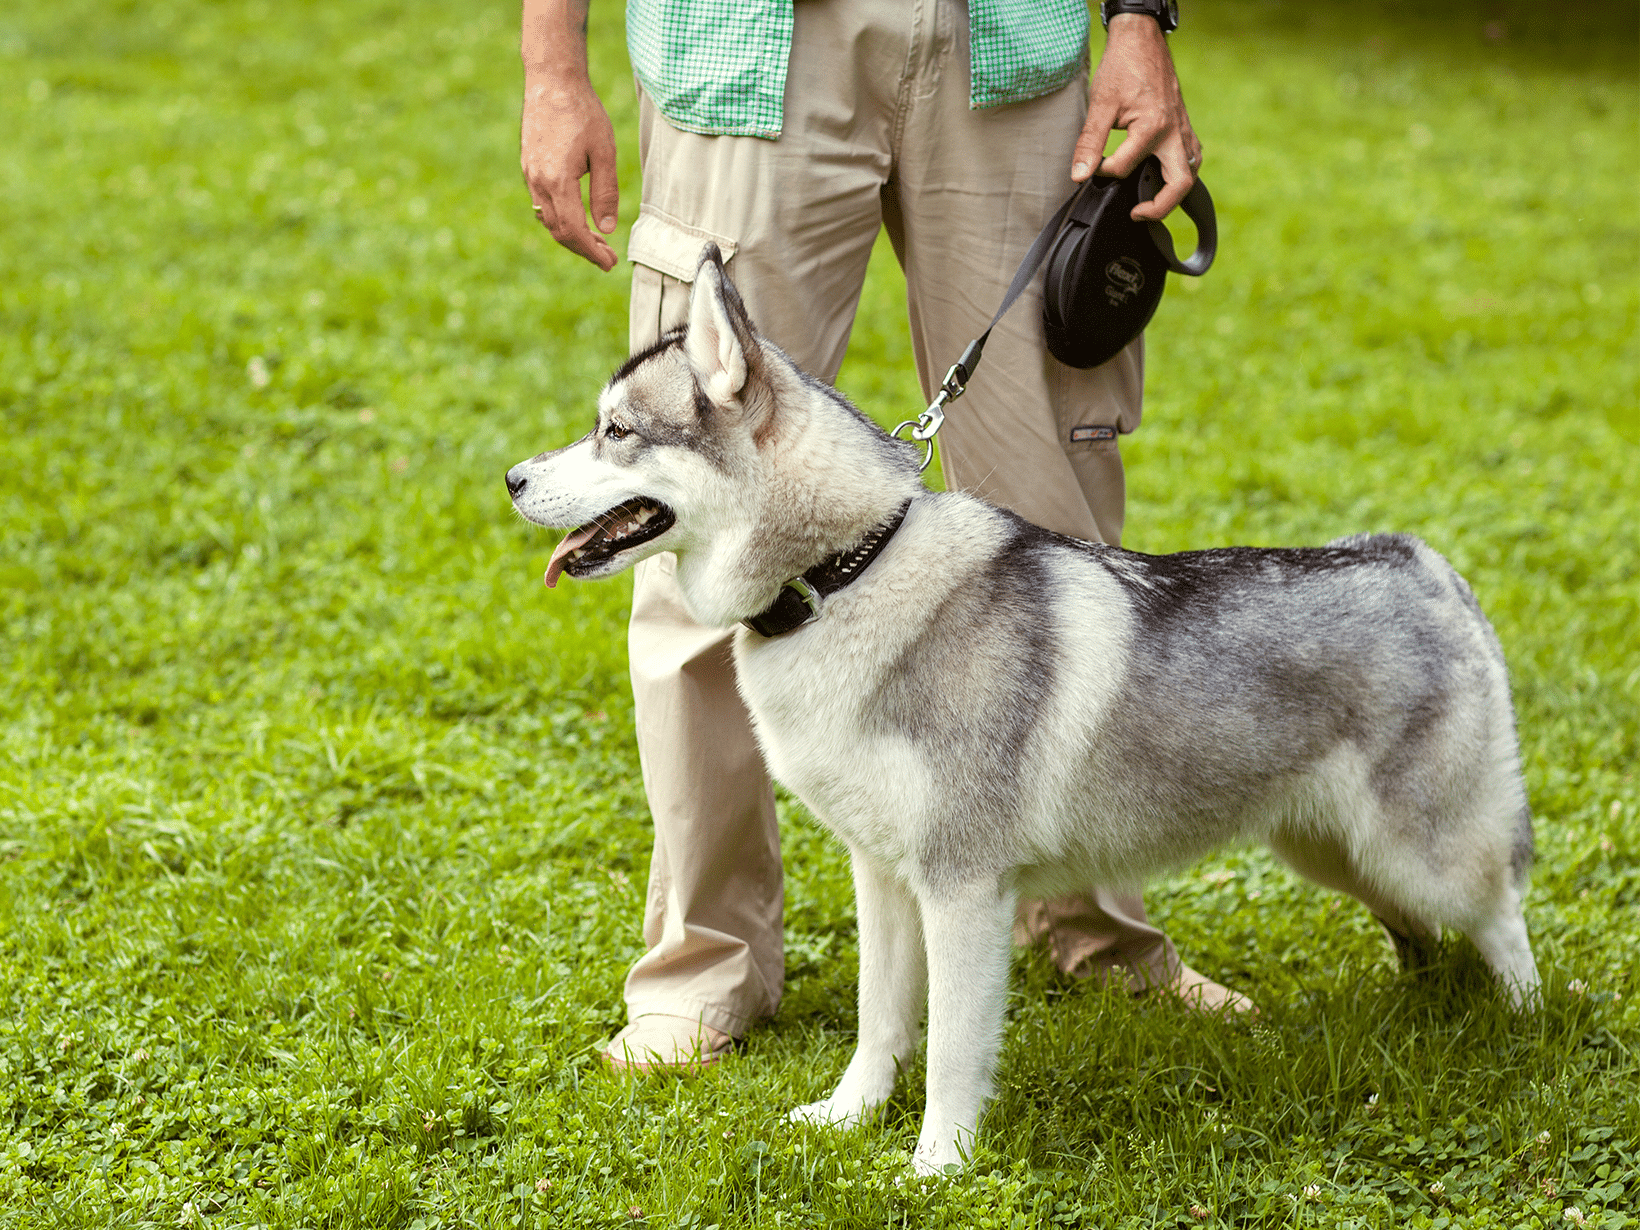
[{"x1": 686, "y1": 243, "x2": 756, "y2": 407}]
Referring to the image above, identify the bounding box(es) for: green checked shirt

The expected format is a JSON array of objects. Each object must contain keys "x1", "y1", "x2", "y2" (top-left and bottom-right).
[{"x1": 626, "y1": 0, "x2": 1091, "y2": 139}]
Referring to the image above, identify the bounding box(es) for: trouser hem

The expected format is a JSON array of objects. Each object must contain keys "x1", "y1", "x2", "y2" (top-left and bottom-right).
[{"x1": 624, "y1": 996, "x2": 763, "y2": 1041}]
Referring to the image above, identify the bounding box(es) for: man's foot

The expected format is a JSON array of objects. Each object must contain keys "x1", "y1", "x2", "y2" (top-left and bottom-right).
[
  {"x1": 600, "y1": 1013, "x2": 735, "y2": 1074},
  {"x1": 1165, "y1": 962, "x2": 1257, "y2": 1015}
]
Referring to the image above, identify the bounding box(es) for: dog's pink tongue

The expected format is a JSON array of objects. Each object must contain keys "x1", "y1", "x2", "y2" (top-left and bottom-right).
[{"x1": 544, "y1": 524, "x2": 600, "y2": 588}]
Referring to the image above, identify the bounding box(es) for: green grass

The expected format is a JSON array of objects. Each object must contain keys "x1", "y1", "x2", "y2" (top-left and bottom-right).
[{"x1": 1, "y1": 0, "x2": 1637, "y2": 1225}]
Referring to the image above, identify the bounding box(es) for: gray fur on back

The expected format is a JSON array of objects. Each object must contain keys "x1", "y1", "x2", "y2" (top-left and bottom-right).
[{"x1": 869, "y1": 513, "x2": 1529, "y2": 893}]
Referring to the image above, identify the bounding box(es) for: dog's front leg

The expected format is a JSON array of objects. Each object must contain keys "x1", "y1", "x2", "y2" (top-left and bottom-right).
[
  {"x1": 790, "y1": 847, "x2": 924, "y2": 1129},
  {"x1": 911, "y1": 879, "x2": 1016, "y2": 1176}
]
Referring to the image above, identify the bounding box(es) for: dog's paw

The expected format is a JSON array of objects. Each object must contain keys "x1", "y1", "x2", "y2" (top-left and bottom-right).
[
  {"x1": 910, "y1": 1124, "x2": 975, "y2": 1177},
  {"x1": 910, "y1": 1140, "x2": 966, "y2": 1178},
  {"x1": 788, "y1": 1098, "x2": 868, "y2": 1130}
]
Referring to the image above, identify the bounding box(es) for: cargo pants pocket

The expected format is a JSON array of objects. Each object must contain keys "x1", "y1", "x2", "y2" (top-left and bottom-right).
[{"x1": 627, "y1": 205, "x2": 739, "y2": 349}]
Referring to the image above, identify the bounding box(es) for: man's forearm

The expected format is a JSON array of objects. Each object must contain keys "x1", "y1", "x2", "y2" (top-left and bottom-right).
[
  {"x1": 1073, "y1": 6, "x2": 1200, "y2": 217},
  {"x1": 520, "y1": 0, "x2": 619, "y2": 269},
  {"x1": 522, "y1": 0, "x2": 593, "y2": 86}
]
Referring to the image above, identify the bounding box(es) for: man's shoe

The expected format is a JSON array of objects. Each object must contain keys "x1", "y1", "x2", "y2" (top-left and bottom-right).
[
  {"x1": 600, "y1": 1013, "x2": 736, "y2": 1074},
  {"x1": 1166, "y1": 962, "x2": 1257, "y2": 1015}
]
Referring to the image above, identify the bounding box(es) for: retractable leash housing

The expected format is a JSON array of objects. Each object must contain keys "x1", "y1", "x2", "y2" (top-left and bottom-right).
[
  {"x1": 1044, "y1": 156, "x2": 1216, "y2": 368},
  {"x1": 894, "y1": 155, "x2": 1216, "y2": 472}
]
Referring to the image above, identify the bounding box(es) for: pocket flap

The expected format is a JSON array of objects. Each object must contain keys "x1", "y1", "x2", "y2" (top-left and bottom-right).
[{"x1": 628, "y1": 207, "x2": 738, "y2": 283}]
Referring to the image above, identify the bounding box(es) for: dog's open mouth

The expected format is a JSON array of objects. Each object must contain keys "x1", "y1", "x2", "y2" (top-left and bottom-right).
[{"x1": 544, "y1": 498, "x2": 676, "y2": 587}]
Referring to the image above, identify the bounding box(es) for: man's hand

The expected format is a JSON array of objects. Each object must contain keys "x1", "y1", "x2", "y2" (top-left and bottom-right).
[
  {"x1": 521, "y1": 0, "x2": 619, "y2": 271},
  {"x1": 1071, "y1": 14, "x2": 1202, "y2": 221}
]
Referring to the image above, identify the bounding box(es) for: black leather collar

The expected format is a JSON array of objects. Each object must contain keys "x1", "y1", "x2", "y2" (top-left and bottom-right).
[{"x1": 741, "y1": 501, "x2": 913, "y2": 638}]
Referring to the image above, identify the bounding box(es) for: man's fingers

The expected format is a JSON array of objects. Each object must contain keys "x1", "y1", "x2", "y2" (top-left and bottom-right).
[
  {"x1": 1098, "y1": 123, "x2": 1162, "y2": 182},
  {"x1": 1071, "y1": 108, "x2": 1116, "y2": 181},
  {"x1": 1130, "y1": 176, "x2": 1188, "y2": 221},
  {"x1": 537, "y1": 179, "x2": 616, "y2": 271},
  {"x1": 1129, "y1": 144, "x2": 1195, "y2": 221},
  {"x1": 587, "y1": 137, "x2": 620, "y2": 236}
]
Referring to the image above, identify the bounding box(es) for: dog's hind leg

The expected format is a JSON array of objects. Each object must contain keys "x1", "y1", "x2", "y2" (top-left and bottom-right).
[
  {"x1": 791, "y1": 848, "x2": 926, "y2": 1129},
  {"x1": 910, "y1": 878, "x2": 1017, "y2": 1177},
  {"x1": 1268, "y1": 830, "x2": 1442, "y2": 974},
  {"x1": 1459, "y1": 883, "x2": 1541, "y2": 1010},
  {"x1": 1272, "y1": 822, "x2": 1540, "y2": 1009},
  {"x1": 1459, "y1": 804, "x2": 1540, "y2": 1009},
  {"x1": 1375, "y1": 913, "x2": 1443, "y2": 973}
]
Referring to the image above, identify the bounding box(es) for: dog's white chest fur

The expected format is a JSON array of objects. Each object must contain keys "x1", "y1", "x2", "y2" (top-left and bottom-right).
[
  {"x1": 730, "y1": 512, "x2": 978, "y2": 866},
  {"x1": 732, "y1": 500, "x2": 1140, "y2": 885}
]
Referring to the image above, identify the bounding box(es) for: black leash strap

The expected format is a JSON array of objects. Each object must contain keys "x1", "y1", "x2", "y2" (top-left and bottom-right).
[
  {"x1": 891, "y1": 183, "x2": 1089, "y2": 469},
  {"x1": 892, "y1": 166, "x2": 1215, "y2": 470},
  {"x1": 749, "y1": 192, "x2": 1093, "y2": 635}
]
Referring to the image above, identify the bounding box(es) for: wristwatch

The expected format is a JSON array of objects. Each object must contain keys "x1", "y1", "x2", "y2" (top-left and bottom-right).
[{"x1": 1100, "y1": 0, "x2": 1180, "y2": 33}]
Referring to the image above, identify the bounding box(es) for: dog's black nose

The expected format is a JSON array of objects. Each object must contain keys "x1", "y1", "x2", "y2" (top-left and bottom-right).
[{"x1": 505, "y1": 470, "x2": 527, "y2": 498}]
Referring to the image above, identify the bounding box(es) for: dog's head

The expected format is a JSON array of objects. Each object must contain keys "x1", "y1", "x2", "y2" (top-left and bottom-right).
[{"x1": 506, "y1": 243, "x2": 775, "y2": 588}]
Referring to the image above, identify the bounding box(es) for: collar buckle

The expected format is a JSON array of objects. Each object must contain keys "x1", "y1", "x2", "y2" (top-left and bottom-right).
[{"x1": 781, "y1": 575, "x2": 823, "y2": 627}]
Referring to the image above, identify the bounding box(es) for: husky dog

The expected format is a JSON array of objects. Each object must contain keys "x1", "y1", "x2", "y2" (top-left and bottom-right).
[{"x1": 505, "y1": 246, "x2": 1539, "y2": 1175}]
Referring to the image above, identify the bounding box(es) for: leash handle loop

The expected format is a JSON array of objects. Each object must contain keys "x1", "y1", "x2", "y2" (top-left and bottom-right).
[{"x1": 1141, "y1": 174, "x2": 1217, "y2": 276}]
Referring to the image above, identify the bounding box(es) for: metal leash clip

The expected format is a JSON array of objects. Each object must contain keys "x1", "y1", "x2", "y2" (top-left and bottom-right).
[{"x1": 891, "y1": 342, "x2": 981, "y2": 474}]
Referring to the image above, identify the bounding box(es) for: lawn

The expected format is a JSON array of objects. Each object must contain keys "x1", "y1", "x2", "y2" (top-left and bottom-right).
[{"x1": 1, "y1": 0, "x2": 1636, "y2": 1226}]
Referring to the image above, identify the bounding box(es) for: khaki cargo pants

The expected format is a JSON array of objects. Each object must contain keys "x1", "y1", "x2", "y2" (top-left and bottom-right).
[{"x1": 622, "y1": 0, "x2": 1176, "y2": 1037}]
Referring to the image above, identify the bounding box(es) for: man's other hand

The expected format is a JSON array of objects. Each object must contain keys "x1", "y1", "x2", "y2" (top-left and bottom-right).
[
  {"x1": 1071, "y1": 13, "x2": 1202, "y2": 222},
  {"x1": 521, "y1": 0, "x2": 619, "y2": 271}
]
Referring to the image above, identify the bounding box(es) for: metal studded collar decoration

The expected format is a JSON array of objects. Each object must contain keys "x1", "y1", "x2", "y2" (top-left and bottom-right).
[{"x1": 741, "y1": 501, "x2": 914, "y2": 638}]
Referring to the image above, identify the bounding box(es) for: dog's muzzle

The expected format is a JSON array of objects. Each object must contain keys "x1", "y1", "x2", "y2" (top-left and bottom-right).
[{"x1": 507, "y1": 464, "x2": 676, "y2": 587}]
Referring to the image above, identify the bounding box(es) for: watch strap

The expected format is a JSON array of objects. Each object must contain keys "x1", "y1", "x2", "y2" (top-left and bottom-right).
[{"x1": 1101, "y1": 0, "x2": 1179, "y2": 33}]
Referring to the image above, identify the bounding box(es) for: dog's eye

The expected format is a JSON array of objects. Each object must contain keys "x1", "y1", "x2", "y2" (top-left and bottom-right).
[{"x1": 605, "y1": 422, "x2": 631, "y2": 441}]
